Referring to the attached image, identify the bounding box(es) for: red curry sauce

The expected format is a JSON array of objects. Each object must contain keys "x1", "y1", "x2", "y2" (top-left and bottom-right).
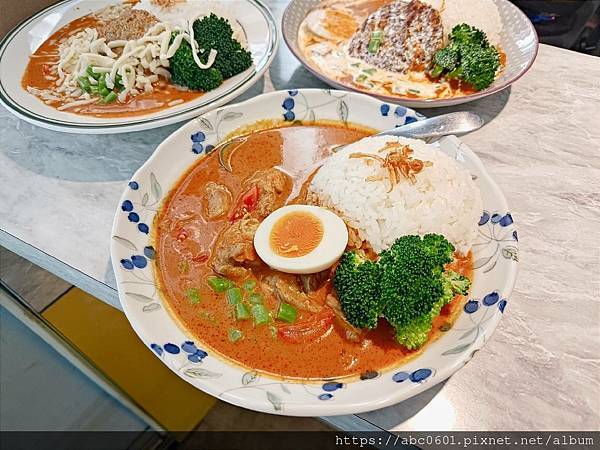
[{"x1": 154, "y1": 123, "x2": 472, "y2": 380}]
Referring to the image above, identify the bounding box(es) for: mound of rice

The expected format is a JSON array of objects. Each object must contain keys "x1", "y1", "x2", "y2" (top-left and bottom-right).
[
  {"x1": 422, "y1": 0, "x2": 503, "y2": 45},
  {"x1": 308, "y1": 136, "x2": 482, "y2": 254}
]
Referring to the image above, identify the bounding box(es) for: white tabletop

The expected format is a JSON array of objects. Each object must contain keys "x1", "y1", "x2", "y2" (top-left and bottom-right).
[{"x1": 1, "y1": 0, "x2": 599, "y2": 431}]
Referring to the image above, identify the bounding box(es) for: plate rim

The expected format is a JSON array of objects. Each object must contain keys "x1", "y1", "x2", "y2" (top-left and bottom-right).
[
  {"x1": 110, "y1": 88, "x2": 519, "y2": 416},
  {"x1": 0, "y1": 0, "x2": 279, "y2": 133},
  {"x1": 281, "y1": 0, "x2": 539, "y2": 108}
]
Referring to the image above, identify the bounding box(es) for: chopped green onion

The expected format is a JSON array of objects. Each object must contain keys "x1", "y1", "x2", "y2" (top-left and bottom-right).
[
  {"x1": 243, "y1": 279, "x2": 256, "y2": 292},
  {"x1": 235, "y1": 302, "x2": 250, "y2": 320},
  {"x1": 355, "y1": 74, "x2": 368, "y2": 83},
  {"x1": 362, "y1": 68, "x2": 377, "y2": 75},
  {"x1": 407, "y1": 88, "x2": 421, "y2": 95},
  {"x1": 77, "y1": 77, "x2": 91, "y2": 93},
  {"x1": 185, "y1": 287, "x2": 201, "y2": 304},
  {"x1": 228, "y1": 329, "x2": 243, "y2": 342},
  {"x1": 248, "y1": 293, "x2": 263, "y2": 304},
  {"x1": 367, "y1": 39, "x2": 381, "y2": 54},
  {"x1": 367, "y1": 30, "x2": 383, "y2": 54},
  {"x1": 277, "y1": 303, "x2": 297, "y2": 323},
  {"x1": 207, "y1": 276, "x2": 232, "y2": 293},
  {"x1": 251, "y1": 304, "x2": 270, "y2": 326},
  {"x1": 199, "y1": 311, "x2": 217, "y2": 323},
  {"x1": 226, "y1": 287, "x2": 242, "y2": 305},
  {"x1": 350, "y1": 62, "x2": 361, "y2": 68},
  {"x1": 101, "y1": 91, "x2": 117, "y2": 103},
  {"x1": 86, "y1": 66, "x2": 101, "y2": 80},
  {"x1": 178, "y1": 259, "x2": 190, "y2": 274}
]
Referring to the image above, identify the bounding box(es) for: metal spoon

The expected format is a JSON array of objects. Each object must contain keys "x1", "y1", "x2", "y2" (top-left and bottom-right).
[
  {"x1": 219, "y1": 111, "x2": 483, "y2": 171},
  {"x1": 330, "y1": 111, "x2": 484, "y2": 152},
  {"x1": 374, "y1": 111, "x2": 484, "y2": 140}
]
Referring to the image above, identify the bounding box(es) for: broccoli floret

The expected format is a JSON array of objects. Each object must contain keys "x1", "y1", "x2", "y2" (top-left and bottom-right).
[
  {"x1": 169, "y1": 37, "x2": 224, "y2": 91},
  {"x1": 379, "y1": 235, "x2": 450, "y2": 328},
  {"x1": 443, "y1": 270, "x2": 471, "y2": 297},
  {"x1": 392, "y1": 294, "x2": 447, "y2": 350},
  {"x1": 393, "y1": 270, "x2": 470, "y2": 349},
  {"x1": 432, "y1": 46, "x2": 459, "y2": 76},
  {"x1": 430, "y1": 23, "x2": 500, "y2": 91},
  {"x1": 212, "y1": 40, "x2": 253, "y2": 79},
  {"x1": 379, "y1": 234, "x2": 471, "y2": 350},
  {"x1": 193, "y1": 14, "x2": 253, "y2": 79},
  {"x1": 333, "y1": 234, "x2": 471, "y2": 350},
  {"x1": 449, "y1": 23, "x2": 489, "y2": 47},
  {"x1": 168, "y1": 14, "x2": 252, "y2": 91},
  {"x1": 193, "y1": 13, "x2": 234, "y2": 41},
  {"x1": 457, "y1": 45, "x2": 501, "y2": 90},
  {"x1": 333, "y1": 251, "x2": 382, "y2": 329}
]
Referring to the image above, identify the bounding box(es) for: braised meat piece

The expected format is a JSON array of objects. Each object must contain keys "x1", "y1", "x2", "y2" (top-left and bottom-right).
[
  {"x1": 325, "y1": 294, "x2": 365, "y2": 343},
  {"x1": 203, "y1": 182, "x2": 231, "y2": 220},
  {"x1": 262, "y1": 274, "x2": 322, "y2": 313},
  {"x1": 243, "y1": 168, "x2": 291, "y2": 219},
  {"x1": 299, "y1": 270, "x2": 330, "y2": 294},
  {"x1": 210, "y1": 217, "x2": 259, "y2": 279},
  {"x1": 348, "y1": 0, "x2": 444, "y2": 73}
]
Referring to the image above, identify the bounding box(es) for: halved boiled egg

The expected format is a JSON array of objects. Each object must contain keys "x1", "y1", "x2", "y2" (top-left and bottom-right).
[{"x1": 254, "y1": 205, "x2": 348, "y2": 274}]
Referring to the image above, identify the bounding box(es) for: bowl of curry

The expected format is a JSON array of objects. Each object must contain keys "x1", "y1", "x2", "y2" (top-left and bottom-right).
[{"x1": 111, "y1": 89, "x2": 518, "y2": 415}]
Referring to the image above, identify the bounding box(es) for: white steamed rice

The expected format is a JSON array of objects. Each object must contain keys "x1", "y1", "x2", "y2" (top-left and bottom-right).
[
  {"x1": 422, "y1": 0, "x2": 503, "y2": 45},
  {"x1": 308, "y1": 136, "x2": 482, "y2": 254}
]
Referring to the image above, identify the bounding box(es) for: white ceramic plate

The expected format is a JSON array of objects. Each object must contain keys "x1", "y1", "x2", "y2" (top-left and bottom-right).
[
  {"x1": 111, "y1": 89, "x2": 518, "y2": 416},
  {"x1": 282, "y1": 0, "x2": 538, "y2": 108},
  {"x1": 0, "y1": 0, "x2": 277, "y2": 134}
]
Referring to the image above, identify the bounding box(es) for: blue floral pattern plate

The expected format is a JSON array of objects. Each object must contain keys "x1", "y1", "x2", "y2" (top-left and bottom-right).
[{"x1": 111, "y1": 89, "x2": 518, "y2": 416}]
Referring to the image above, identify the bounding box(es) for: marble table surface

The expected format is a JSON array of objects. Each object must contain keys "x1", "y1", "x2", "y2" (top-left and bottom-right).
[{"x1": 1, "y1": 0, "x2": 599, "y2": 432}]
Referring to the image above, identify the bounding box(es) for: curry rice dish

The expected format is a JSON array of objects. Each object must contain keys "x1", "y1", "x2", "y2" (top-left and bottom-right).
[{"x1": 154, "y1": 122, "x2": 482, "y2": 380}]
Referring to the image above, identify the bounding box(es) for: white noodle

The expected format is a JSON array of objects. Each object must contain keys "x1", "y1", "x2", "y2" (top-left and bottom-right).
[
  {"x1": 57, "y1": 98, "x2": 97, "y2": 110},
  {"x1": 91, "y1": 66, "x2": 111, "y2": 73},
  {"x1": 187, "y1": 14, "x2": 218, "y2": 69},
  {"x1": 108, "y1": 40, "x2": 127, "y2": 48},
  {"x1": 33, "y1": 7, "x2": 231, "y2": 106},
  {"x1": 166, "y1": 33, "x2": 184, "y2": 58}
]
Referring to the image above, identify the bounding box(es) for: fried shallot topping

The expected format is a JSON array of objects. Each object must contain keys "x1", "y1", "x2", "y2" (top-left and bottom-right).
[{"x1": 349, "y1": 143, "x2": 432, "y2": 191}]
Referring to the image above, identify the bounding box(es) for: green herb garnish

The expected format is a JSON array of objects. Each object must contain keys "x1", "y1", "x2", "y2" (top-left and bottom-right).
[{"x1": 185, "y1": 287, "x2": 201, "y2": 304}]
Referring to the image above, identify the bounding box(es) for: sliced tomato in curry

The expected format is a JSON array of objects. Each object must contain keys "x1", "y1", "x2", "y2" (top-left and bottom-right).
[
  {"x1": 277, "y1": 310, "x2": 335, "y2": 344},
  {"x1": 228, "y1": 185, "x2": 259, "y2": 221}
]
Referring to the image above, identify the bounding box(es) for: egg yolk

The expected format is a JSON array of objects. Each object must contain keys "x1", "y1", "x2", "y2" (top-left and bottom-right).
[{"x1": 269, "y1": 211, "x2": 324, "y2": 258}]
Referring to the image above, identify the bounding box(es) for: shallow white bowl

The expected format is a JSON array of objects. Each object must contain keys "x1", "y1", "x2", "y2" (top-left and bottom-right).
[
  {"x1": 0, "y1": 0, "x2": 277, "y2": 133},
  {"x1": 111, "y1": 89, "x2": 518, "y2": 416},
  {"x1": 282, "y1": 0, "x2": 538, "y2": 108}
]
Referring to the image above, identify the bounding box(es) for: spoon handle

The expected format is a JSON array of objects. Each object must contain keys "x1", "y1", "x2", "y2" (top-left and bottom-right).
[{"x1": 376, "y1": 112, "x2": 484, "y2": 139}]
